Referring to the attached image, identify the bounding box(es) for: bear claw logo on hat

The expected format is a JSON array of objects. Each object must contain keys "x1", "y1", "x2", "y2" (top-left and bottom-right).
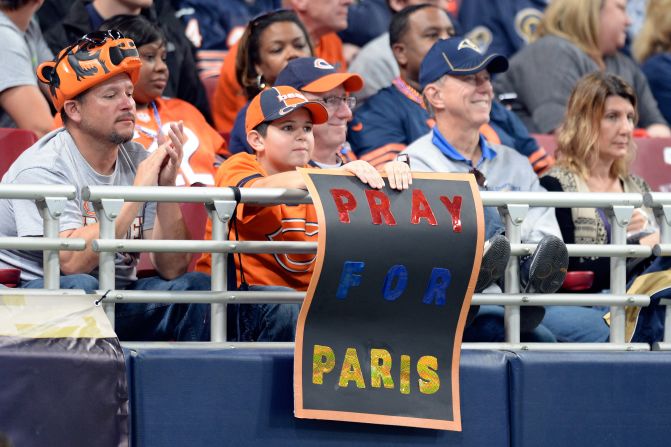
[
  {"x1": 37, "y1": 30, "x2": 142, "y2": 111},
  {"x1": 245, "y1": 85, "x2": 329, "y2": 134}
]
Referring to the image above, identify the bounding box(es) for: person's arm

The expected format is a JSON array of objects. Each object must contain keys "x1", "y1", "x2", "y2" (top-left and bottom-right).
[
  {"x1": 0, "y1": 85, "x2": 54, "y2": 137},
  {"x1": 147, "y1": 122, "x2": 193, "y2": 278},
  {"x1": 58, "y1": 201, "x2": 144, "y2": 275}
]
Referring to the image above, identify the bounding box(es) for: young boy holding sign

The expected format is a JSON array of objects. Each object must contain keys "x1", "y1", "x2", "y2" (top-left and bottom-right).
[{"x1": 197, "y1": 85, "x2": 412, "y2": 341}]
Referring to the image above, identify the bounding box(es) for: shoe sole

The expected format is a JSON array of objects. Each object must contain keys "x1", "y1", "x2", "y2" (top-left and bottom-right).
[
  {"x1": 526, "y1": 235, "x2": 569, "y2": 294},
  {"x1": 475, "y1": 235, "x2": 511, "y2": 293}
]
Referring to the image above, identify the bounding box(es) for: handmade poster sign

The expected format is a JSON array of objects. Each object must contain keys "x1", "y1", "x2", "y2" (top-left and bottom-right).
[{"x1": 294, "y1": 170, "x2": 483, "y2": 430}]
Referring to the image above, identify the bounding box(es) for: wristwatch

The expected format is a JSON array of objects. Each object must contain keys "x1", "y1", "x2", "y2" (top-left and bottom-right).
[{"x1": 396, "y1": 154, "x2": 410, "y2": 167}]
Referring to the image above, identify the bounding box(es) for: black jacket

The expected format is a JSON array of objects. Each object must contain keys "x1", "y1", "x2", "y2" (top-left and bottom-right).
[{"x1": 42, "y1": 0, "x2": 211, "y2": 122}]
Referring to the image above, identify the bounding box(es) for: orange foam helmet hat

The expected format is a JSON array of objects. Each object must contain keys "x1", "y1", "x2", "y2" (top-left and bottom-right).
[{"x1": 37, "y1": 31, "x2": 142, "y2": 111}]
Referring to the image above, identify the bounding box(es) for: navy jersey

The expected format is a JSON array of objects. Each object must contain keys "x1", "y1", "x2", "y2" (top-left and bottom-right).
[
  {"x1": 175, "y1": 0, "x2": 282, "y2": 50},
  {"x1": 459, "y1": 0, "x2": 548, "y2": 58},
  {"x1": 348, "y1": 81, "x2": 431, "y2": 167}
]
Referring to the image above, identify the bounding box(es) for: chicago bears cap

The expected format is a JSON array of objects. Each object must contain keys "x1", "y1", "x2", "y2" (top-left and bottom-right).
[
  {"x1": 419, "y1": 37, "x2": 508, "y2": 90},
  {"x1": 275, "y1": 57, "x2": 363, "y2": 93},
  {"x1": 245, "y1": 85, "x2": 329, "y2": 133}
]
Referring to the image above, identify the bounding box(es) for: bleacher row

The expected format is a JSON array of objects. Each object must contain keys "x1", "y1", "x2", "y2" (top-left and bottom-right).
[{"x1": 2, "y1": 129, "x2": 671, "y2": 445}]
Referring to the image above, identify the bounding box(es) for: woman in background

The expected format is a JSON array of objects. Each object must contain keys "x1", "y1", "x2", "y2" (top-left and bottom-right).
[
  {"x1": 100, "y1": 15, "x2": 228, "y2": 186},
  {"x1": 633, "y1": 0, "x2": 671, "y2": 124},
  {"x1": 541, "y1": 72, "x2": 662, "y2": 342},
  {"x1": 226, "y1": 10, "x2": 314, "y2": 153}
]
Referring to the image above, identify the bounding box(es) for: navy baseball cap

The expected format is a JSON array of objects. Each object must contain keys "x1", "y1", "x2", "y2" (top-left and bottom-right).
[
  {"x1": 275, "y1": 57, "x2": 364, "y2": 93},
  {"x1": 245, "y1": 86, "x2": 328, "y2": 133},
  {"x1": 419, "y1": 37, "x2": 508, "y2": 90}
]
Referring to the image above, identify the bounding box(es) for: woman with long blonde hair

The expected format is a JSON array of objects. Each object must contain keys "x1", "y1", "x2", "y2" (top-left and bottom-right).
[
  {"x1": 493, "y1": 0, "x2": 669, "y2": 137},
  {"x1": 539, "y1": 72, "x2": 661, "y2": 342}
]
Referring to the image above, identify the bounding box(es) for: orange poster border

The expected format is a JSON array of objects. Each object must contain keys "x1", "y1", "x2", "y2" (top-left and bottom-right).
[{"x1": 293, "y1": 169, "x2": 484, "y2": 431}]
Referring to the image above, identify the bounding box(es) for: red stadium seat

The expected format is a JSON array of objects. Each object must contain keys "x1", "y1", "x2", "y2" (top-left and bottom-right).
[
  {"x1": 631, "y1": 137, "x2": 671, "y2": 191},
  {"x1": 0, "y1": 128, "x2": 38, "y2": 286},
  {"x1": 530, "y1": 133, "x2": 557, "y2": 158},
  {"x1": 0, "y1": 128, "x2": 38, "y2": 178}
]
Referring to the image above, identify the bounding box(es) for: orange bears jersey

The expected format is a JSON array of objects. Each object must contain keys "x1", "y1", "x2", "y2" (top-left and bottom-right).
[
  {"x1": 211, "y1": 33, "x2": 348, "y2": 134},
  {"x1": 196, "y1": 153, "x2": 318, "y2": 291},
  {"x1": 133, "y1": 97, "x2": 228, "y2": 186}
]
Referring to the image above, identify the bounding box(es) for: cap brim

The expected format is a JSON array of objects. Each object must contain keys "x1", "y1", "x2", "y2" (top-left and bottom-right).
[
  {"x1": 260, "y1": 100, "x2": 329, "y2": 128},
  {"x1": 484, "y1": 54, "x2": 508, "y2": 74},
  {"x1": 302, "y1": 73, "x2": 364, "y2": 93}
]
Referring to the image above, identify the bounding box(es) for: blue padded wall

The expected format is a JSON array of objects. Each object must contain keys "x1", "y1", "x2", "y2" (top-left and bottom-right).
[
  {"x1": 509, "y1": 351, "x2": 671, "y2": 447},
  {"x1": 130, "y1": 348, "x2": 512, "y2": 447}
]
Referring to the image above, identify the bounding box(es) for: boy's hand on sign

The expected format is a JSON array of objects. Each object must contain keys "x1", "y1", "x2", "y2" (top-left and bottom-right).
[
  {"x1": 383, "y1": 160, "x2": 412, "y2": 191},
  {"x1": 341, "y1": 160, "x2": 385, "y2": 189}
]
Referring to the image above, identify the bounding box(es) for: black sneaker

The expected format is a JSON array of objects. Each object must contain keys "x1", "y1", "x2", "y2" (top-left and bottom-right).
[
  {"x1": 523, "y1": 235, "x2": 569, "y2": 294},
  {"x1": 476, "y1": 235, "x2": 511, "y2": 293},
  {"x1": 467, "y1": 235, "x2": 510, "y2": 328}
]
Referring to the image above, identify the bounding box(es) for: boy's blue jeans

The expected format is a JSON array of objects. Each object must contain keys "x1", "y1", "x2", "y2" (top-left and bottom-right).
[
  {"x1": 230, "y1": 285, "x2": 300, "y2": 342},
  {"x1": 23, "y1": 272, "x2": 211, "y2": 341}
]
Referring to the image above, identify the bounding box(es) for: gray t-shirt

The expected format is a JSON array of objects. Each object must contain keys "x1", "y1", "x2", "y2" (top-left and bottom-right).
[
  {"x1": 0, "y1": 129, "x2": 156, "y2": 287},
  {"x1": 349, "y1": 32, "x2": 398, "y2": 103},
  {"x1": 493, "y1": 34, "x2": 667, "y2": 133},
  {"x1": 0, "y1": 13, "x2": 53, "y2": 128}
]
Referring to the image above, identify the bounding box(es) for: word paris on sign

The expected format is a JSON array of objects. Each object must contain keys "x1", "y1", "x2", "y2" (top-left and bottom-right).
[{"x1": 294, "y1": 170, "x2": 483, "y2": 431}]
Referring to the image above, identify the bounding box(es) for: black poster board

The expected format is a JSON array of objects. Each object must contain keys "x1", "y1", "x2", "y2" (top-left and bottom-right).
[{"x1": 294, "y1": 170, "x2": 483, "y2": 430}]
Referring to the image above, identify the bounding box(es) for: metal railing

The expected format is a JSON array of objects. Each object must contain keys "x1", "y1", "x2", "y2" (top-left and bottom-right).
[{"x1": 3, "y1": 185, "x2": 667, "y2": 350}]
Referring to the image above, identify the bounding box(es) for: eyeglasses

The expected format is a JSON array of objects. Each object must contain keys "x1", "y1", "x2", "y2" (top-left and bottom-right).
[
  {"x1": 469, "y1": 167, "x2": 488, "y2": 188},
  {"x1": 249, "y1": 9, "x2": 294, "y2": 31},
  {"x1": 319, "y1": 95, "x2": 356, "y2": 110}
]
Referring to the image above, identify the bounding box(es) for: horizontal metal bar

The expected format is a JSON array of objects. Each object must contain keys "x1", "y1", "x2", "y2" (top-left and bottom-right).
[
  {"x1": 473, "y1": 293, "x2": 648, "y2": 306},
  {"x1": 481, "y1": 191, "x2": 643, "y2": 207},
  {"x1": 461, "y1": 343, "x2": 650, "y2": 351},
  {"x1": 82, "y1": 186, "x2": 312, "y2": 205},
  {"x1": 121, "y1": 341, "x2": 650, "y2": 351},
  {"x1": 652, "y1": 342, "x2": 671, "y2": 351},
  {"x1": 93, "y1": 239, "x2": 317, "y2": 254},
  {"x1": 122, "y1": 341, "x2": 296, "y2": 350},
  {"x1": 98, "y1": 290, "x2": 305, "y2": 304},
  {"x1": 644, "y1": 192, "x2": 671, "y2": 207},
  {"x1": 0, "y1": 184, "x2": 76, "y2": 200},
  {"x1": 653, "y1": 244, "x2": 671, "y2": 256},
  {"x1": 96, "y1": 290, "x2": 648, "y2": 307},
  {"x1": 512, "y1": 243, "x2": 652, "y2": 258},
  {"x1": 0, "y1": 237, "x2": 86, "y2": 251},
  {"x1": 0, "y1": 288, "x2": 88, "y2": 295}
]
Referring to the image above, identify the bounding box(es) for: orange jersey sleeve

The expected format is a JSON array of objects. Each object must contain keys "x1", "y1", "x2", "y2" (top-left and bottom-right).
[
  {"x1": 315, "y1": 33, "x2": 347, "y2": 71},
  {"x1": 196, "y1": 153, "x2": 317, "y2": 291}
]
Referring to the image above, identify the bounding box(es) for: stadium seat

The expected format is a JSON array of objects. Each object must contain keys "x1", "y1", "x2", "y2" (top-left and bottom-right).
[
  {"x1": 0, "y1": 128, "x2": 38, "y2": 178},
  {"x1": 201, "y1": 75, "x2": 219, "y2": 111},
  {"x1": 0, "y1": 128, "x2": 38, "y2": 286},
  {"x1": 630, "y1": 137, "x2": 671, "y2": 191}
]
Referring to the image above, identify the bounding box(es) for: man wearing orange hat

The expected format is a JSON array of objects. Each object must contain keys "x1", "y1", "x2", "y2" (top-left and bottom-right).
[{"x1": 0, "y1": 31, "x2": 212, "y2": 341}]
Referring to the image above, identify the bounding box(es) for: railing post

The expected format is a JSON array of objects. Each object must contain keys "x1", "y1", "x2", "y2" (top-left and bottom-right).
[
  {"x1": 653, "y1": 204, "x2": 671, "y2": 342},
  {"x1": 207, "y1": 200, "x2": 237, "y2": 342},
  {"x1": 94, "y1": 199, "x2": 124, "y2": 326},
  {"x1": 607, "y1": 205, "x2": 634, "y2": 344},
  {"x1": 36, "y1": 197, "x2": 67, "y2": 290},
  {"x1": 499, "y1": 204, "x2": 528, "y2": 343}
]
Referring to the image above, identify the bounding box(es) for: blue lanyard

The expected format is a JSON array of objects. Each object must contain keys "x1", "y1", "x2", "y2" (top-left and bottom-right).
[{"x1": 135, "y1": 101, "x2": 162, "y2": 143}]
